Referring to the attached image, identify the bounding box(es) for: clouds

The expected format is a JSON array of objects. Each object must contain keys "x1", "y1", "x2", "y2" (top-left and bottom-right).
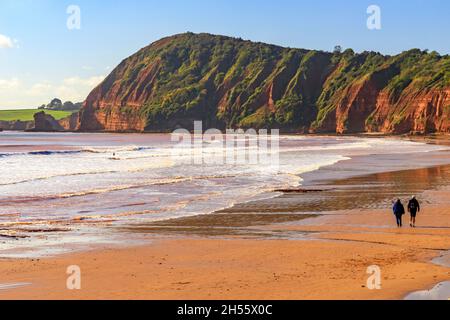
[
  {"x1": 62, "y1": 75, "x2": 106, "y2": 88},
  {"x1": 0, "y1": 78, "x2": 21, "y2": 90},
  {"x1": 29, "y1": 75, "x2": 106, "y2": 103},
  {"x1": 0, "y1": 77, "x2": 26, "y2": 107},
  {"x1": 0, "y1": 34, "x2": 15, "y2": 48},
  {"x1": 0, "y1": 75, "x2": 105, "y2": 108}
]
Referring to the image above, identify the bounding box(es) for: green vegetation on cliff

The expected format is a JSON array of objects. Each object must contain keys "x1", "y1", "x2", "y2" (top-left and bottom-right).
[{"x1": 81, "y1": 33, "x2": 450, "y2": 134}]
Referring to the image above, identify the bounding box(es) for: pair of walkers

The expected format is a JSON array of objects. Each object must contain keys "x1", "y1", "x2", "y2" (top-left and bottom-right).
[{"x1": 392, "y1": 196, "x2": 420, "y2": 228}]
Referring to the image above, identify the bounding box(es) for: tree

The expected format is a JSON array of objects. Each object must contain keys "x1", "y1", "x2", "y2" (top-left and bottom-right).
[
  {"x1": 63, "y1": 101, "x2": 75, "y2": 110},
  {"x1": 47, "y1": 98, "x2": 63, "y2": 110},
  {"x1": 333, "y1": 45, "x2": 343, "y2": 54}
]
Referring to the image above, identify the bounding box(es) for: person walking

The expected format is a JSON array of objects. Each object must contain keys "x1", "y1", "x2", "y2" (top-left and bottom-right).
[
  {"x1": 392, "y1": 199, "x2": 405, "y2": 228},
  {"x1": 407, "y1": 196, "x2": 421, "y2": 228}
]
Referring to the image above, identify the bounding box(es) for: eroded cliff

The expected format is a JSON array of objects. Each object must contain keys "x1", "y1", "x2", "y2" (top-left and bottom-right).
[{"x1": 78, "y1": 33, "x2": 450, "y2": 134}]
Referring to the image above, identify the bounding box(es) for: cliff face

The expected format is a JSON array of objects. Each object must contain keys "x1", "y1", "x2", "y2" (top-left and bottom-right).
[
  {"x1": 78, "y1": 33, "x2": 450, "y2": 134},
  {"x1": 0, "y1": 120, "x2": 34, "y2": 131},
  {"x1": 31, "y1": 111, "x2": 64, "y2": 131},
  {"x1": 58, "y1": 112, "x2": 80, "y2": 131},
  {"x1": 367, "y1": 88, "x2": 450, "y2": 134},
  {"x1": 0, "y1": 112, "x2": 79, "y2": 132},
  {"x1": 29, "y1": 111, "x2": 80, "y2": 132}
]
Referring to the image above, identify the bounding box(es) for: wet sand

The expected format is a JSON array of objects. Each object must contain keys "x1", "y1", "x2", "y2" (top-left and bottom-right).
[
  {"x1": 0, "y1": 161, "x2": 450, "y2": 300},
  {"x1": 0, "y1": 208, "x2": 449, "y2": 300}
]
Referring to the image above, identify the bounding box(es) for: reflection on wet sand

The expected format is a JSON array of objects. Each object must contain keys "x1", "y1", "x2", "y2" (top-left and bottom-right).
[
  {"x1": 222, "y1": 164, "x2": 450, "y2": 214},
  {"x1": 0, "y1": 282, "x2": 32, "y2": 291},
  {"x1": 118, "y1": 164, "x2": 450, "y2": 238},
  {"x1": 119, "y1": 213, "x2": 318, "y2": 239}
]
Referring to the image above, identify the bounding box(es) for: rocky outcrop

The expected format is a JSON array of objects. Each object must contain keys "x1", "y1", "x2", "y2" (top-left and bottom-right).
[
  {"x1": 58, "y1": 112, "x2": 80, "y2": 131},
  {"x1": 77, "y1": 33, "x2": 450, "y2": 134},
  {"x1": 1, "y1": 112, "x2": 79, "y2": 132},
  {"x1": 30, "y1": 111, "x2": 65, "y2": 132},
  {"x1": 0, "y1": 120, "x2": 34, "y2": 131}
]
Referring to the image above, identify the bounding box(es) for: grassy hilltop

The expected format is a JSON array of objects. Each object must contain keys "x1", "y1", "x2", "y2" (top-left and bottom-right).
[{"x1": 0, "y1": 109, "x2": 74, "y2": 122}]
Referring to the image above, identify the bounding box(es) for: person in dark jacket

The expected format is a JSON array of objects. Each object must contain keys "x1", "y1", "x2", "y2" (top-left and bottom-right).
[
  {"x1": 407, "y1": 196, "x2": 421, "y2": 228},
  {"x1": 392, "y1": 199, "x2": 405, "y2": 227}
]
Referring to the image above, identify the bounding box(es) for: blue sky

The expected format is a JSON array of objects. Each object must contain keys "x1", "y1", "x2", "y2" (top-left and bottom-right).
[{"x1": 0, "y1": 0, "x2": 449, "y2": 109}]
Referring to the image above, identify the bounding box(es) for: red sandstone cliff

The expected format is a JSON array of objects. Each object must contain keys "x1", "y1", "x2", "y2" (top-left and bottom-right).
[{"x1": 76, "y1": 33, "x2": 450, "y2": 135}]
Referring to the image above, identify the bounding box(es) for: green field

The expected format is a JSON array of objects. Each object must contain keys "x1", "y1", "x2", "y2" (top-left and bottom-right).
[{"x1": 0, "y1": 109, "x2": 74, "y2": 122}]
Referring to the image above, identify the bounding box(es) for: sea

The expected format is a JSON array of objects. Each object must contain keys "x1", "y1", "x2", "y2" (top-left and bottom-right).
[{"x1": 1, "y1": 131, "x2": 449, "y2": 257}]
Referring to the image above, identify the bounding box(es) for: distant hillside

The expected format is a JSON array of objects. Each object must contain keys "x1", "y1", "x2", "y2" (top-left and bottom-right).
[{"x1": 78, "y1": 33, "x2": 450, "y2": 134}]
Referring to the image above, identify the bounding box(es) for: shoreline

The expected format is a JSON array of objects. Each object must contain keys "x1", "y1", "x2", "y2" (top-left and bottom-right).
[
  {"x1": 1, "y1": 160, "x2": 449, "y2": 299},
  {"x1": 0, "y1": 134, "x2": 449, "y2": 299},
  {"x1": 2, "y1": 128, "x2": 450, "y2": 137},
  {"x1": 0, "y1": 211, "x2": 449, "y2": 299}
]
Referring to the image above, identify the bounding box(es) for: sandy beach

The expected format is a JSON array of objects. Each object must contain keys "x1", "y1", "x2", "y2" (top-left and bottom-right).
[
  {"x1": 3, "y1": 0, "x2": 450, "y2": 303},
  {"x1": 1, "y1": 163, "x2": 449, "y2": 300}
]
